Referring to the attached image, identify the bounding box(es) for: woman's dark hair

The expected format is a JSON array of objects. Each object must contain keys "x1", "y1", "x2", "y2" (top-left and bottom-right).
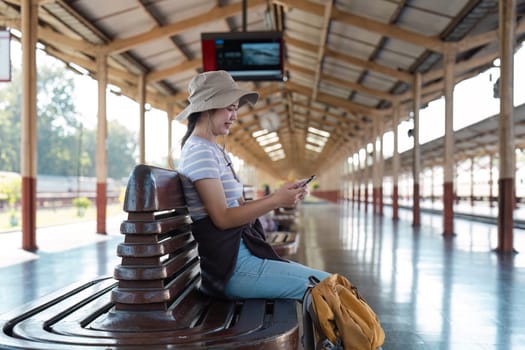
[{"x1": 181, "y1": 112, "x2": 201, "y2": 148}]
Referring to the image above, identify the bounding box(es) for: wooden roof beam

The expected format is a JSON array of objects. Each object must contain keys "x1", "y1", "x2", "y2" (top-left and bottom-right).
[
  {"x1": 293, "y1": 100, "x2": 360, "y2": 127},
  {"x1": 453, "y1": 17, "x2": 525, "y2": 53},
  {"x1": 331, "y1": 7, "x2": 445, "y2": 53},
  {"x1": 285, "y1": 81, "x2": 380, "y2": 117},
  {"x1": 285, "y1": 35, "x2": 413, "y2": 83},
  {"x1": 311, "y1": 0, "x2": 333, "y2": 100},
  {"x1": 104, "y1": 0, "x2": 266, "y2": 54},
  {"x1": 146, "y1": 59, "x2": 201, "y2": 83},
  {"x1": 287, "y1": 62, "x2": 394, "y2": 101}
]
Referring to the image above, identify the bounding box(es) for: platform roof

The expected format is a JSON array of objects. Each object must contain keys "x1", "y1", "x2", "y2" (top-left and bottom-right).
[{"x1": 1, "y1": 0, "x2": 524, "y2": 179}]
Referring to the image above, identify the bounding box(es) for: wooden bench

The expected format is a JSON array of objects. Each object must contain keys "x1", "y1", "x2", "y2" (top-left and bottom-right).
[
  {"x1": 242, "y1": 185, "x2": 299, "y2": 257},
  {"x1": 243, "y1": 184, "x2": 256, "y2": 201},
  {"x1": 273, "y1": 207, "x2": 299, "y2": 231},
  {"x1": 0, "y1": 164, "x2": 302, "y2": 349}
]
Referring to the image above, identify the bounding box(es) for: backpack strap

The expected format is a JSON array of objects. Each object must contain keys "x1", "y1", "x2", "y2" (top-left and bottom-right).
[
  {"x1": 302, "y1": 276, "x2": 344, "y2": 350},
  {"x1": 301, "y1": 287, "x2": 316, "y2": 350},
  {"x1": 309, "y1": 275, "x2": 321, "y2": 285}
]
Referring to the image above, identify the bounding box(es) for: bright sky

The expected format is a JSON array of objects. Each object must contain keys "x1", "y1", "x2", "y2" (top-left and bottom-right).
[
  {"x1": 391, "y1": 42, "x2": 525, "y2": 157},
  {"x1": 4, "y1": 39, "x2": 525, "y2": 165}
]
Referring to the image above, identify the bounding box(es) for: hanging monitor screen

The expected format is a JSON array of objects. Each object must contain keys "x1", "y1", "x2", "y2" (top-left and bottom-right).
[{"x1": 201, "y1": 31, "x2": 284, "y2": 81}]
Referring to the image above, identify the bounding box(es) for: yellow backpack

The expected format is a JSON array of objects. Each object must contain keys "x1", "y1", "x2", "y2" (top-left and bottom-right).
[{"x1": 303, "y1": 274, "x2": 385, "y2": 350}]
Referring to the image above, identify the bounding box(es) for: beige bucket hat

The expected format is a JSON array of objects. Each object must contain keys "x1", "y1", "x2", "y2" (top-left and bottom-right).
[{"x1": 175, "y1": 70, "x2": 259, "y2": 121}]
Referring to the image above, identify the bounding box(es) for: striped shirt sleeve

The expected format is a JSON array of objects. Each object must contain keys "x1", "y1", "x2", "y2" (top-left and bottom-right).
[{"x1": 178, "y1": 137, "x2": 243, "y2": 220}]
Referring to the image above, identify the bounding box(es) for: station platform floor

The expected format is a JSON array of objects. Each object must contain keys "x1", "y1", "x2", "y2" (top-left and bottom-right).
[{"x1": 1, "y1": 201, "x2": 524, "y2": 349}]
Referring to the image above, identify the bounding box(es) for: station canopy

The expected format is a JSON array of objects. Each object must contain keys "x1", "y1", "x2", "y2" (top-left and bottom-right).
[{"x1": 1, "y1": 0, "x2": 524, "y2": 179}]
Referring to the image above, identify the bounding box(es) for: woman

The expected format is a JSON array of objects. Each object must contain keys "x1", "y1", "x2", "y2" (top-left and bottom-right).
[{"x1": 176, "y1": 70, "x2": 330, "y2": 300}]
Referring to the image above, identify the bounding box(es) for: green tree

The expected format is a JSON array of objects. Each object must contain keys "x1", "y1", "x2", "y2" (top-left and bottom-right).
[
  {"x1": 0, "y1": 63, "x2": 79, "y2": 175},
  {"x1": 36, "y1": 64, "x2": 79, "y2": 175},
  {"x1": 0, "y1": 68, "x2": 22, "y2": 172},
  {"x1": 78, "y1": 120, "x2": 137, "y2": 179},
  {"x1": 0, "y1": 175, "x2": 21, "y2": 208},
  {"x1": 80, "y1": 127, "x2": 96, "y2": 177},
  {"x1": 107, "y1": 120, "x2": 137, "y2": 179},
  {"x1": 0, "y1": 57, "x2": 137, "y2": 181}
]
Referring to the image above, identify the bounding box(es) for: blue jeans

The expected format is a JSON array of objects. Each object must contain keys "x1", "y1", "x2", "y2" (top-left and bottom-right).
[{"x1": 223, "y1": 240, "x2": 331, "y2": 300}]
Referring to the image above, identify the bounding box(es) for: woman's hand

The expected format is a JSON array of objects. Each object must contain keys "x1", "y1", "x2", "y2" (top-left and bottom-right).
[
  {"x1": 298, "y1": 185, "x2": 310, "y2": 200},
  {"x1": 271, "y1": 183, "x2": 308, "y2": 208}
]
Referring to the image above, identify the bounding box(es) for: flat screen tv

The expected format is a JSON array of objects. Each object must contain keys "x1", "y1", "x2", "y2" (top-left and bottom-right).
[{"x1": 201, "y1": 31, "x2": 284, "y2": 81}]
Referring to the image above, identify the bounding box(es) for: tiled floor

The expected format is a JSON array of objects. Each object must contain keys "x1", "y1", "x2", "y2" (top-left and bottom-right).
[
  {"x1": 1, "y1": 201, "x2": 525, "y2": 349},
  {"x1": 297, "y1": 201, "x2": 525, "y2": 350},
  {"x1": 0, "y1": 215, "x2": 125, "y2": 315}
]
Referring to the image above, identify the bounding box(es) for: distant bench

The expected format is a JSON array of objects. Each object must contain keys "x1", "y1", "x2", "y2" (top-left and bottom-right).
[
  {"x1": 243, "y1": 185, "x2": 300, "y2": 257},
  {"x1": 273, "y1": 207, "x2": 299, "y2": 231},
  {"x1": 0, "y1": 164, "x2": 302, "y2": 349},
  {"x1": 265, "y1": 231, "x2": 300, "y2": 257}
]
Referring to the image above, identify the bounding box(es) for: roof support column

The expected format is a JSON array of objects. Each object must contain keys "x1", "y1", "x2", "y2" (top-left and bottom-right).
[
  {"x1": 138, "y1": 74, "x2": 146, "y2": 164},
  {"x1": 489, "y1": 154, "x2": 495, "y2": 208},
  {"x1": 372, "y1": 117, "x2": 378, "y2": 214},
  {"x1": 357, "y1": 150, "x2": 362, "y2": 210},
  {"x1": 96, "y1": 53, "x2": 108, "y2": 235},
  {"x1": 496, "y1": 0, "x2": 516, "y2": 253},
  {"x1": 431, "y1": 167, "x2": 435, "y2": 203},
  {"x1": 443, "y1": 47, "x2": 455, "y2": 236},
  {"x1": 378, "y1": 116, "x2": 384, "y2": 216},
  {"x1": 412, "y1": 73, "x2": 421, "y2": 227},
  {"x1": 349, "y1": 153, "x2": 356, "y2": 208},
  {"x1": 470, "y1": 158, "x2": 475, "y2": 206},
  {"x1": 20, "y1": 0, "x2": 38, "y2": 251},
  {"x1": 364, "y1": 144, "x2": 370, "y2": 212},
  {"x1": 167, "y1": 104, "x2": 173, "y2": 168},
  {"x1": 392, "y1": 102, "x2": 400, "y2": 221}
]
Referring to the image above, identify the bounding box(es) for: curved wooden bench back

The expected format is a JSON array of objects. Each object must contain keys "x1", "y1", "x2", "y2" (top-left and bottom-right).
[
  {"x1": 123, "y1": 163, "x2": 186, "y2": 212},
  {"x1": 112, "y1": 164, "x2": 198, "y2": 314}
]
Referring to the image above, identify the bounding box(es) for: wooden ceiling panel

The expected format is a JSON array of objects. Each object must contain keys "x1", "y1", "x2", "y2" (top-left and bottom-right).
[
  {"x1": 318, "y1": 81, "x2": 352, "y2": 100},
  {"x1": 155, "y1": 0, "x2": 217, "y2": 24},
  {"x1": 381, "y1": 37, "x2": 426, "y2": 62},
  {"x1": 330, "y1": 24, "x2": 381, "y2": 55},
  {"x1": 286, "y1": 7, "x2": 325, "y2": 29},
  {"x1": 286, "y1": 50, "x2": 317, "y2": 70},
  {"x1": 130, "y1": 39, "x2": 181, "y2": 70},
  {"x1": 288, "y1": 73, "x2": 315, "y2": 90},
  {"x1": 70, "y1": 0, "x2": 139, "y2": 26},
  {"x1": 285, "y1": 22, "x2": 323, "y2": 45},
  {"x1": 352, "y1": 93, "x2": 382, "y2": 107},
  {"x1": 361, "y1": 71, "x2": 397, "y2": 92},
  {"x1": 410, "y1": 0, "x2": 472, "y2": 18},
  {"x1": 336, "y1": 0, "x2": 400, "y2": 23},
  {"x1": 396, "y1": 6, "x2": 452, "y2": 36},
  {"x1": 322, "y1": 56, "x2": 362, "y2": 80},
  {"x1": 81, "y1": 3, "x2": 155, "y2": 39}
]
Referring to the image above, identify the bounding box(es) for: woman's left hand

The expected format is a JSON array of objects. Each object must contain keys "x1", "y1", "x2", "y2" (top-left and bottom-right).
[{"x1": 297, "y1": 186, "x2": 309, "y2": 201}]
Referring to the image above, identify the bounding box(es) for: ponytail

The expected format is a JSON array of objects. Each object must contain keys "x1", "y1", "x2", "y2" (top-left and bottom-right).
[{"x1": 181, "y1": 113, "x2": 200, "y2": 149}]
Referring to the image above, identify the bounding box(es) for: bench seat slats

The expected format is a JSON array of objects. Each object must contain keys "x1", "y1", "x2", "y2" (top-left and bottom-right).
[
  {"x1": 116, "y1": 231, "x2": 194, "y2": 258},
  {"x1": 2, "y1": 279, "x2": 297, "y2": 348},
  {"x1": 120, "y1": 214, "x2": 191, "y2": 235},
  {"x1": 114, "y1": 242, "x2": 198, "y2": 280},
  {"x1": 265, "y1": 231, "x2": 299, "y2": 257},
  {"x1": 112, "y1": 260, "x2": 200, "y2": 306}
]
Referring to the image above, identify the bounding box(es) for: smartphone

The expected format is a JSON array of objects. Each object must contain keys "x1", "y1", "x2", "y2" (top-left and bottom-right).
[{"x1": 300, "y1": 175, "x2": 316, "y2": 187}]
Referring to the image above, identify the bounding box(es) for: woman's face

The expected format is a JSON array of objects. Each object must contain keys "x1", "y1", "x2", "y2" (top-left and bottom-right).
[{"x1": 208, "y1": 103, "x2": 239, "y2": 136}]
